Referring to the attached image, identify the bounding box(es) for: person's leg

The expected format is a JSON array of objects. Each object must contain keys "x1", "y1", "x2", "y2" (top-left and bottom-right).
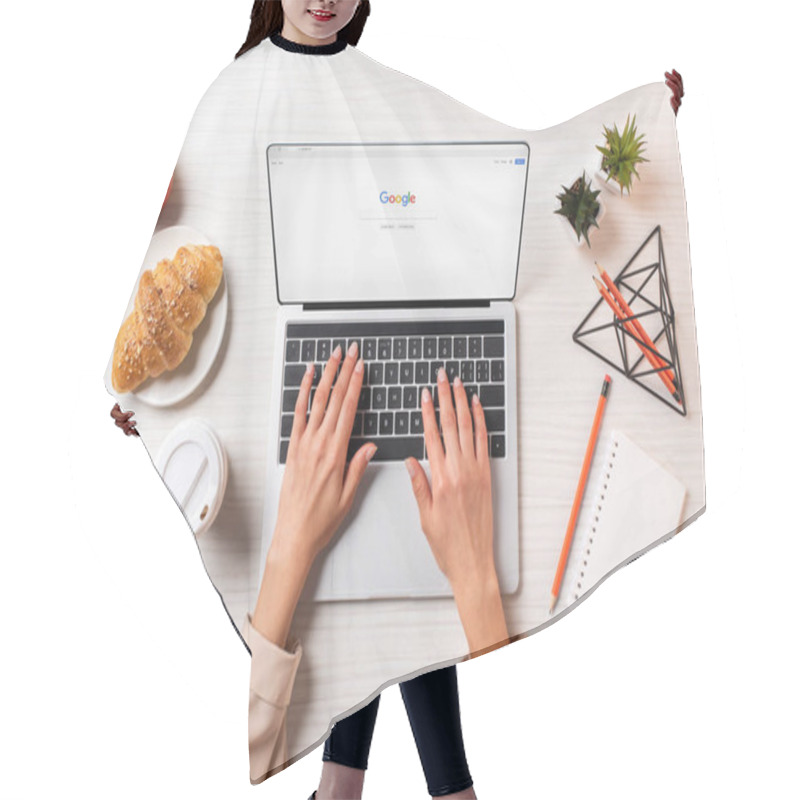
[
  {"x1": 400, "y1": 665, "x2": 476, "y2": 799},
  {"x1": 315, "y1": 694, "x2": 381, "y2": 800}
]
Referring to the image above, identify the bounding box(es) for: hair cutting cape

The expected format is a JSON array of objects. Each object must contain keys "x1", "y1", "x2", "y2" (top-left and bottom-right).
[{"x1": 105, "y1": 36, "x2": 704, "y2": 777}]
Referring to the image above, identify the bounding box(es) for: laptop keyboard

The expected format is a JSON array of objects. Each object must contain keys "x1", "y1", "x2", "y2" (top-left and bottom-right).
[{"x1": 278, "y1": 320, "x2": 507, "y2": 464}]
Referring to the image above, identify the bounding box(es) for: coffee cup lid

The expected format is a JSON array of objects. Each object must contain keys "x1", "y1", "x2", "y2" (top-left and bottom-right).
[{"x1": 155, "y1": 419, "x2": 228, "y2": 537}]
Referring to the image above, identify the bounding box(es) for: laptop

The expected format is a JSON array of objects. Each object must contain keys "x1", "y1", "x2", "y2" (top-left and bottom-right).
[{"x1": 259, "y1": 141, "x2": 529, "y2": 602}]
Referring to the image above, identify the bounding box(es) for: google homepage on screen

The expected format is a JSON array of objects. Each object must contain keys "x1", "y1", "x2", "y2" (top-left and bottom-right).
[{"x1": 268, "y1": 142, "x2": 529, "y2": 304}]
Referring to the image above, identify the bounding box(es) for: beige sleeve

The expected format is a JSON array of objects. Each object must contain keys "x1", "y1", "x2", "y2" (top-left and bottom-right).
[{"x1": 243, "y1": 615, "x2": 303, "y2": 784}]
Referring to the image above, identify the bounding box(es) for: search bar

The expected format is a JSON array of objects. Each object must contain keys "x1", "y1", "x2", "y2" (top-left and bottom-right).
[{"x1": 359, "y1": 213, "x2": 439, "y2": 221}]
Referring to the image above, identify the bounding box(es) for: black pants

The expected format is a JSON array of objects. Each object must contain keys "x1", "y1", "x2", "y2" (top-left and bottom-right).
[{"x1": 323, "y1": 665, "x2": 473, "y2": 797}]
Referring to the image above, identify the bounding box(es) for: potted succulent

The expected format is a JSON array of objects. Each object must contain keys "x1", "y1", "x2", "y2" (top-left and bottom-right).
[
  {"x1": 596, "y1": 114, "x2": 648, "y2": 196},
  {"x1": 555, "y1": 171, "x2": 603, "y2": 247}
]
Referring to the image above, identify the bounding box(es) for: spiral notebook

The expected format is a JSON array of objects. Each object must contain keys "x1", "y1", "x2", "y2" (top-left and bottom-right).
[{"x1": 569, "y1": 431, "x2": 687, "y2": 603}]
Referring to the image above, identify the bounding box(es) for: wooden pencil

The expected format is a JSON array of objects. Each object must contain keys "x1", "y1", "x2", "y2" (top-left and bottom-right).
[
  {"x1": 593, "y1": 276, "x2": 681, "y2": 403},
  {"x1": 549, "y1": 374, "x2": 611, "y2": 615},
  {"x1": 595, "y1": 262, "x2": 676, "y2": 383}
]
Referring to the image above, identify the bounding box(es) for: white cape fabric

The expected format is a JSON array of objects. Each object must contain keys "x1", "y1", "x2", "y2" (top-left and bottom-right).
[{"x1": 105, "y1": 36, "x2": 704, "y2": 774}]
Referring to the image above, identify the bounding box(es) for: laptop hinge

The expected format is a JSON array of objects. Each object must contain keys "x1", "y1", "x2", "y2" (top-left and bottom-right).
[{"x1": 302, "y1": 299, "x2": 491, "y2": 312}]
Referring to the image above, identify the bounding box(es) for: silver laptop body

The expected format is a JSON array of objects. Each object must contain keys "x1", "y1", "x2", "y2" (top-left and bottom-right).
[{"x1": 259, "y1": 141, "x2": 529, "y2": 602}]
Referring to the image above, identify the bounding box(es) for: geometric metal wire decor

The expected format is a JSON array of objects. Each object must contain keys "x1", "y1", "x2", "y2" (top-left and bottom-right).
[{"x1": 573, "y1": 225, "x2": 686, "y2": 415}]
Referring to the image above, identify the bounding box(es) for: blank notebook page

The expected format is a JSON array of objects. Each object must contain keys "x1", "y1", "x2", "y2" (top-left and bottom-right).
[{"x1": 570, "y1": 431, "x2": 687, "y2": 603}]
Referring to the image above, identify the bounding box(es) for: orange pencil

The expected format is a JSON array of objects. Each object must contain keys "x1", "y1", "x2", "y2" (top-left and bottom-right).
[
  {"x1": 596, "y1": 263, "x2": 675, "y2": 383},
  {"x1": 592, "y1": 276, "x2": 681, "y2": 403},
  {"x1": 549, "y1": 375, "x2": 611, "y2": 615}
]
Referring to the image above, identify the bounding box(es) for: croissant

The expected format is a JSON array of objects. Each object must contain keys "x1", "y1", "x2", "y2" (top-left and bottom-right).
[{"x1": 112, "y1": 244, "x2": 224, "y2": 393}]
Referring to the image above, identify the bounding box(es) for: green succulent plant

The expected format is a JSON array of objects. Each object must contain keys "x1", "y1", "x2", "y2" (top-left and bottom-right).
[
  {"x1": 596, "y1": 114, "x2": 649, "y2": 195},
  {"x1": 555, "y1": 171, "x2": 601, "y2": 246}
]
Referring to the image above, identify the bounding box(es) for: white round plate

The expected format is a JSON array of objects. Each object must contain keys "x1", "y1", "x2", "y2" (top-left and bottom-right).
[{"x1": 105, "y1": 225, "x2": 228, "y2": 407}]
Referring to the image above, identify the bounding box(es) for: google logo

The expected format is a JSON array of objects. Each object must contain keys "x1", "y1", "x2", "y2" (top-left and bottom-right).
[{"x1": 380, "y1": 191, "x2": 416, "y2": 207}]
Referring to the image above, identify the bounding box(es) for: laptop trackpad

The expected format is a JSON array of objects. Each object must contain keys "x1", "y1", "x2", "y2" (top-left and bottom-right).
[{"x1": 321, "y1": 463, "x2": 450, "y2": 601}]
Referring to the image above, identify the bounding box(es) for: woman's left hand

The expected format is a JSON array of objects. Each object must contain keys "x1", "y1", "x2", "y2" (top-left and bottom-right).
[{"x1": 270, "y1": 342, "x2": 377, "y2": 570}]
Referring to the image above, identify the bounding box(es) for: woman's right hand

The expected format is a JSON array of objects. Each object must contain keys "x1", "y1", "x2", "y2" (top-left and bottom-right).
[
  {"x1": 404, "y1": 368, "x2": 509, "y2": 655},
  {"x1": 253, "y1": 342, "x2": 375, "y2": 648},
  {"x1": 270, "y1": 342, "x2": 375, "y2": 568}
]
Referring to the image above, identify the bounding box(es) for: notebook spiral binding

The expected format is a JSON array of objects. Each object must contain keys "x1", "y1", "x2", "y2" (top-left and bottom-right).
[{"x1": 574, "y1": 437, "x2": 619, "y2": 600}]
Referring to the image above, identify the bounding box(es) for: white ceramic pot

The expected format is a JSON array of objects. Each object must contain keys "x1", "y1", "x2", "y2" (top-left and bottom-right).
[{"x1": 596, "y1": 160, "x2": 624, "y2": 196}]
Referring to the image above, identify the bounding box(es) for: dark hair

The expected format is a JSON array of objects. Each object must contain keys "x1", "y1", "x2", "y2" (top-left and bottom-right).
[{"x1": 236, "y1": 1, "x2": 371, "y2": 59}]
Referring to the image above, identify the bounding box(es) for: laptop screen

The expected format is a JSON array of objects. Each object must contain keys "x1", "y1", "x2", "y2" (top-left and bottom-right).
[{"x1": 267, "y1": 142, "x2": 529, "y2": 305}]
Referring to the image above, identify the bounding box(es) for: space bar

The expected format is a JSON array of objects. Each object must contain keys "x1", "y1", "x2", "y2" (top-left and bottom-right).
[{"x1": 347, "y1": 437, "x2": 424, "y2": 462}]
